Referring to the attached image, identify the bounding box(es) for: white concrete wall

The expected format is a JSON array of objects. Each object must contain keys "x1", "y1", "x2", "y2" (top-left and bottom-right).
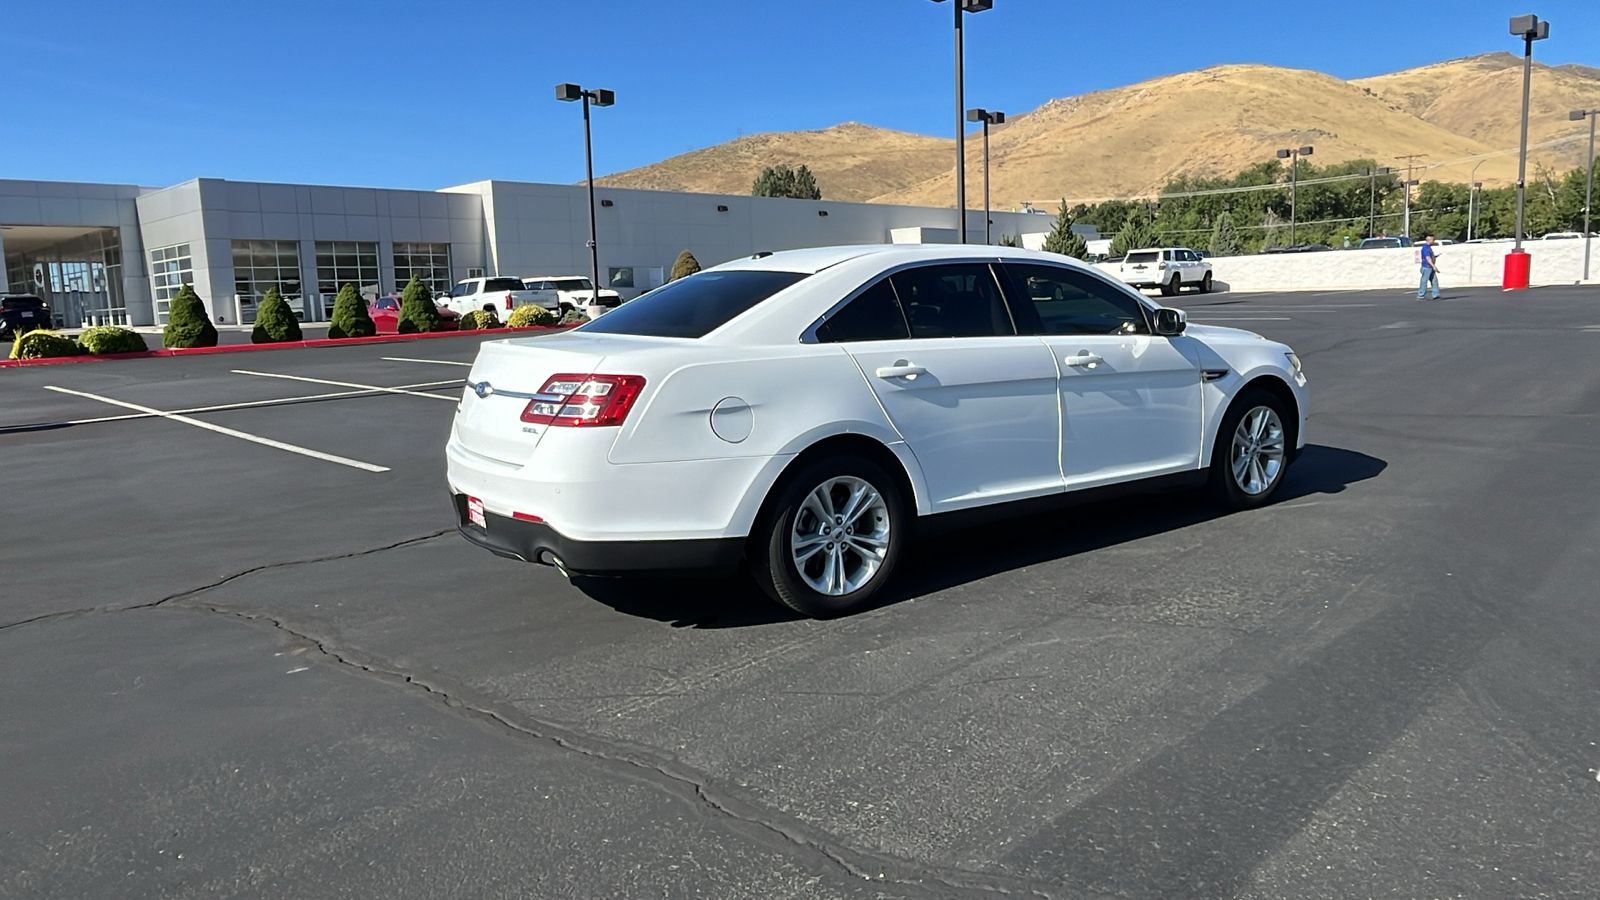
[{"x1": 1198, "y1": 239, "x2": 1596, "y2": 293}]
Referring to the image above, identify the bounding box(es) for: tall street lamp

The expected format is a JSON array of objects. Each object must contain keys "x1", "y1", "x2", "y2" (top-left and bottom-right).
[
  {"x1": 1402, "y1": 179, "x2": 1420, "y2": 238},
  {"x1": 1571, "y1": 108, "x2": 1598, "y2": 281},
  {"x1": 1276, "y1": 145, "x2": 1313, "y2": 247},
  {"x1": 932, "y1": 0, "x2": 993, "y2": 243},
  {"x1": 1361, "y1": 166, "x2": 1391, "y2": 237},
  {"x1": 1506, "y1": 14, "x2": 1550, "y2": 289},
  {"x1": 557, "y1": 83, "x2": 615, "y2": 305},
  {"x1": 966, "y1": 108, "x2": 1005, "y2": 244},
  {"x1": 1468, "y1": 181, "x2": 1484, "y2": 242}
]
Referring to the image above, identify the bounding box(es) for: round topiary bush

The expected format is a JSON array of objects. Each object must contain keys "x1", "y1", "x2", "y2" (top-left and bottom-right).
[
  {"x1": 396, "y1": 277, "x2": 441, "y2": 334},
  {"x1": 77, "y1": 326, "x2": 149, "y2": 355},
  {"x1": 327, "y1": 283, "x2": 376, "y2": 339},
  {"x1": 251, "y1": 288, "x2": 303, "y2": 344},
  {"x1": 9, "y1": 330, "x2": 80, "y2": 360},
  {"x1": 162, "y1": 284, "x2": 218, "y2": 348},
  {"x1": 507, "y1": 304, "x2": 557, "y2": 327}
]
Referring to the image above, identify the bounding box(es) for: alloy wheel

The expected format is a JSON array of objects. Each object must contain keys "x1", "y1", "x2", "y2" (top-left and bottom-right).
[
  {"x1": 789, "y1": 476, "x2": 890, "y2": 596},
  {"x1": 1230, "y1": 406, "x2": 1286, "y2": 495}
]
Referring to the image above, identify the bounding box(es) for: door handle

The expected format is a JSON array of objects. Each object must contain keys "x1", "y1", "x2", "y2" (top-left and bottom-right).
[
  {"x1": 875, "y1": 363, "x2": 928, "y2": 380},
  {"x1": 1063, "y1": 354, "x2": 1104, "y2": 368}
]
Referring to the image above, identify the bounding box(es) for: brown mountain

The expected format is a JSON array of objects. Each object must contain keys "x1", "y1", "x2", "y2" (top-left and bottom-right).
[{"x1": 597, "y1": 54, "x2": 1600, "y2": 208}]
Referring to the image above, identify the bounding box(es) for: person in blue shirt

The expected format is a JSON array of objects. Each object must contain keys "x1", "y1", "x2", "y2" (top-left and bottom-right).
[{"x1": 1417, "y1": 235, "x2": 1442, "y2": 300}]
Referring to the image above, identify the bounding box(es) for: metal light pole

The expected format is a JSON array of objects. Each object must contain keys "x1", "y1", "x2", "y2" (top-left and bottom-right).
[
  {"x1": 1276, "y1": 145, "x2": 1313, "y2": 247},
  {"x1": 1572, "y1": 108, "x2": 1597, "y2": 280},
  {"x1": 1468, "y1": 181, "x2": 1484, "y2": 242},
  {"x1": 1362, "y1": 166, "x2": 1391, "y2": 237},
  {"x1": 933, "y1": 0, "x2": 993, "y2": 243},
  {"x1": 557, "y1": 83, "x2": 614, "y2": 305},
  {"x1": 1400, "y1": 179, "x2": 1421, "y2": 238},
  {"x1": 967, "y1": 108, "x2": 1005, "y2": 244},
  {"x1": 1510, "y1": 15, "x2": 1550, "y2": 252}
]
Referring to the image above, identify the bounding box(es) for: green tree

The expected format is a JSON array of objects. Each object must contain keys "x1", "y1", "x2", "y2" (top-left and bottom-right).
[
  {"x1": 1041, "y1": 199, "x2": 1088, "y2": 258},
  {"x1": 752, "y1": 164, "x2": 821, "y2": 199},
  {"x1": 1109, "y1": 216, "x2": 1159, "y2": 258},
  {"x1": 396, "y1": 276, "x2": 441, "y2": 334},
  {"x1": 1209, "y1": 213, "x2": 1243, "y2": 257},
  {"x1": 997, "y1": 234, "x2": 1019, "y2": 247},
  {"x1": 669, "y1": 250, "x2": 702, "y2": 281},
  {"x1": 327, "y1": 283, "x2": 375, "y2": 339},
  {"x1": 162, "y1": 284, "x2": 218, "y2": 348},
  {"x1": 250, "y1": 288, "x2": 303, "y2": 343}
]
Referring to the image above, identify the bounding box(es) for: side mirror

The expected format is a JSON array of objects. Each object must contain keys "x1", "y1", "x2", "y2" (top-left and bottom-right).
[{"x1": 1153, "y1": 307, "x2": 1186, "y2": 336}]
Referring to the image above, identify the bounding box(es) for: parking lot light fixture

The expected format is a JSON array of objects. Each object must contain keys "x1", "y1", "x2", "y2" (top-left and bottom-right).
[
  {"x1": 1509, "y1": 15, "x2": 1550, "y2": 255},
  {"x1": 967, "y1": 108, "x2": 1005, "y2": 243},
  {"x1": 933, "y1": 0, "x2": 993, "y2": 243},
  {"x1": 1276, "y1": 146, "x2": 1313, "y2": 247},
  {"x1": 1469, "y1": 181, "x2": 1484, "y2": 242},
  {"x1": 557, "y1": 83, "x2": 615, "y2": 306},
  {"x1": 1572, "y1": 108, "x2": 1597, "y2": 280}
]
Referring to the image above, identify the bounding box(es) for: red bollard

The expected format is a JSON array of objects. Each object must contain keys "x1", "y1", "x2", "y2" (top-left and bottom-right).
[{"x1": 1503, "y1": 250, "x2": 1532, "y2": 290}]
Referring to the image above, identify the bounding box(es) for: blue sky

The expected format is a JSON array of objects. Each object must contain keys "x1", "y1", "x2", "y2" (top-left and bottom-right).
[{"x1": 4, "y1": 0, "x2": 1596, "y2": 190}]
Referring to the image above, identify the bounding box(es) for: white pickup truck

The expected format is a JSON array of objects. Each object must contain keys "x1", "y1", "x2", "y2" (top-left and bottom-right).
[
  {"x1": 522, "y1": 276, "x2": 623, "y2": 318},
  {"x1": 440, "y1": 277, "x2": 554, "y2": 318},
  {"x1": 1118, "y1": 247, "x2": 1213, "y2": 296}
]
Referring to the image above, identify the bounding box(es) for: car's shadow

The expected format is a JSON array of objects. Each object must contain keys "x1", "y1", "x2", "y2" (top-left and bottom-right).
[{"x1": 573, "y1": 444, "x2": 1386, "y2": 628}]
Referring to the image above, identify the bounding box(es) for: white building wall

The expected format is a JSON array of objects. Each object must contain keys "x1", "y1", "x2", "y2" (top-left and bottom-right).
[{"x1": 0, "y1": 178, "x2": 152, "y2": 324}]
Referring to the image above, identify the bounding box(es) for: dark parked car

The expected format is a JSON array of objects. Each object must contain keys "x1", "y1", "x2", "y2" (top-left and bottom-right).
[
  {"x1": 1, "y1": 295, "x2": 51, "y2": 340},
  {"x1": 1358, "y1": 236, "x2": 1414, "y2": 249}
]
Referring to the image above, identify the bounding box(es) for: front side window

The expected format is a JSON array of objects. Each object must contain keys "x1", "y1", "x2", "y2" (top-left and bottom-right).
[
  {"x1": 451, "y1": 281, "x2": 476, "y2": 297},
  {"x1": 1000, "y1": 263, "x2": 1150, "y2": 336},
  {"x1": 888, "y1": 264, "x2": 1013, "y2": 338},
  {"x1": 580, "y1": 270, "x2": 807, "y2": 338},
  {"x1": 815, "y1": 279, "x2": 908, "y2": 343}
]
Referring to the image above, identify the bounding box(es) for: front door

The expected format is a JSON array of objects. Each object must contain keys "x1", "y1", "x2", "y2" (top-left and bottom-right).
[
  {"x1": 999, "y1": 262, "x2": 1203, "y2": 490},
  {"x1": 822, "y1": 266, "x2": 1063, "y2": 512}
]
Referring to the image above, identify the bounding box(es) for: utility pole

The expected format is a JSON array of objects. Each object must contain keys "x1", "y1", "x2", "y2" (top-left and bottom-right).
[{"x1": 1394, "y1": 154, "x2": 1425, "y2": 238}]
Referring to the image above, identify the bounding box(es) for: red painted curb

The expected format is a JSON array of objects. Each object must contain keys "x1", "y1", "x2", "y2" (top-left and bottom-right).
[{"x1": 1, "y1": 325, "x2": 577, "y2": 369}]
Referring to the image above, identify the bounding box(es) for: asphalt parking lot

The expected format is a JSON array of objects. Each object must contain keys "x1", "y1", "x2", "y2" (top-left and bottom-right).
[{"x1": 4, "y1": 284, "x2": 1600, "y2": 899}]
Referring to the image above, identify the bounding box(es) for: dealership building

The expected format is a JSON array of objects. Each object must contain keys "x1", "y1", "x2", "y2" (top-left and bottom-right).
[{"x1": 0, "y1": 176, "x2": 1057, "y2": 328}]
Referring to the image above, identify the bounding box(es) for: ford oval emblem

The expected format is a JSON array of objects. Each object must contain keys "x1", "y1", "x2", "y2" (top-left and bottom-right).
[{"x1": 471, "y1": 380, "x2": 494, "y2": 398}]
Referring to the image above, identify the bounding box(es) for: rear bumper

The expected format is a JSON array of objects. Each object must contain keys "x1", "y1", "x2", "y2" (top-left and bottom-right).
[{"x1": 452, "y1": 494, "x2": 746, "y2": 576}]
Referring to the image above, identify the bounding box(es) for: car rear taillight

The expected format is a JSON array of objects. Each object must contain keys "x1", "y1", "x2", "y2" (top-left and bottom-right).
[
  {"x1": 520, "y1": 374, "x2": 646, "y2": 427},
  {"x1": 505, "y1": 293, "x2": 514, "y2": 310}
]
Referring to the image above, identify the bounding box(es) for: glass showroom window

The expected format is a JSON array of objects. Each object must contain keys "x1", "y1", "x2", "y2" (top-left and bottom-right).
[
  {"x1": 149, "y1": 243, "x2": 193, "y2": 324},
  {"x1": 392, "y1": 242, "x2": 451, "y2": 295},
  {"x1": 232, "y1": 240, "x2": 302, "y2": 324},
  {"x1": 315, "y1": 241, "x2": 380, "y2": 302}
]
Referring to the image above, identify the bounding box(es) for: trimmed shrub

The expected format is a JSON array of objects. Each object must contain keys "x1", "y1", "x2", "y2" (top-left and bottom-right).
[
  {"x1": 469, "y1": 308, "x2": 501, "y2": 330},
  {"x1": 9, "y1": 330, "x2": 79, "y2": 360},
  {"x1": 558, "y1": 309, "x2": 589, "y2": 326},
  {"x1": 162, "y1": 284, "x2": 218, "y2": 348},
  {"x1": 396, "y1": 276, "x2": 441, "y2": 334},
  {"x1": 508, "y1": 304, "x2": 557, "y2": 327},
  {"x1": 327, "y1": 283, "x2": 376, "y2": 339},
  {"x1": 250, "y1": 288, "x2": 303, "y2": 343},
  {"x1": 669, "y1": 250, "x2": 702, "y2": 281},
  {"x1": 78, "y1": 326, "x2": 148, "y2": 355}
]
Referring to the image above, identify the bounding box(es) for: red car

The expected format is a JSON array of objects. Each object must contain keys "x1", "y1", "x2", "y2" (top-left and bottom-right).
[{"x1": 368, "y1": 295, "x2": 459, "y2": 334}]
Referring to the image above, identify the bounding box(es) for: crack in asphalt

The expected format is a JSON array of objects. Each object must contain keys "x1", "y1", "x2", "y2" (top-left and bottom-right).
[
  {"x1": 0, "y1": 529, "x2": 454, "y2": 633},
  {"x1": 170, "y1": 598, "x2": 1089, "y2": 900}
]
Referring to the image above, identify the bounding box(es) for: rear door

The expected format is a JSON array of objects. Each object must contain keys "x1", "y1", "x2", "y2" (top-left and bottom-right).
[
  {"x1": 999, "y1": 262, "x2": 1203, "y2": 490},
  {"x1": 829, "y1": 264, "x2": 1063, "y2": 512}
]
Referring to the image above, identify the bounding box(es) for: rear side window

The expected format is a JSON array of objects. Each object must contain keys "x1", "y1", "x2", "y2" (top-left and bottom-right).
[
  {"x1": 1125, "y1": 251, "x2": 1159, "y2": 264},
  {"x1": 484, "y1": 278, "x2": 525, "y2": 292},
  {"x1": 889, "y1": 264, "x2": 1013, "y2": 338},
  {"x1": 579, "y1": 270, "x2": 808, "y2": 338},
  {"x1": 1000, "y1": 264, "x2": 1150, "y2": 336},
  {"x1": 815, "y1": 279, "x2": 909, "y2": 343}
]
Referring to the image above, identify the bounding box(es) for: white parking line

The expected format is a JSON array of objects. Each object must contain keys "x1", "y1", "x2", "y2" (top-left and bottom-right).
[
  {"x1": 55, "y1": 380, "x2": 464, "y2": 425},
  {"x1": 382, "y1": 356, "x2": 473, "y2": 367},
  {"x1": 43, "y1": 386, "x2": 390, "y2": 473},
  {"x1": 233, "y1": 370, "x2": 460, "y2": 400}
]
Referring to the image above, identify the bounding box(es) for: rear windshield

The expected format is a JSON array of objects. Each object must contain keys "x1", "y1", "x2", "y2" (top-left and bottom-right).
[
  {"x1": 1125, "y1": 251, "x2": 1159, "y2": 263},
  {"x1": 2, "y1": 296, "x2": 45, "y2": 310},
  {"x1": 483, "y1": 278, "x2": 525, "y2": 292},
  {"x1": 578, "y1": 270, "x2": 808, "y2": 338},
  {"x1": 551, "y1": 279, "x2": 592, "y2": 292}
]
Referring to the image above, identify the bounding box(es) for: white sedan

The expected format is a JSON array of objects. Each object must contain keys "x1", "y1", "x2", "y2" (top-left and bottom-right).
[{"x1": 447, "y1": 245, "x2": 1308, "y2": 617}]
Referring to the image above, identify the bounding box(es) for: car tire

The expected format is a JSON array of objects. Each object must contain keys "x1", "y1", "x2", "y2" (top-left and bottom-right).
[
  {"x1": 1200, "y1": 272, "x2": 1214, "y2": 293},
  {"x1": 1209, "y1": 388, "x2": 1294, "y2": 510},
  {"x1": 559, "y1": 303, "x2": 574, "y2": 316},
  {"x1": 753, "y1": 455, "x2": 907, "y2": 618}
]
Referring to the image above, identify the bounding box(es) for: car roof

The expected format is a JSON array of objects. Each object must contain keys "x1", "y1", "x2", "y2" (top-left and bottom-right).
[
  {"x1": 522, "y1": 275, "x2": 592, "y2": 280},
  {"x1": 707, "y1": 243, "x2": 1103, "y2": 275}
]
